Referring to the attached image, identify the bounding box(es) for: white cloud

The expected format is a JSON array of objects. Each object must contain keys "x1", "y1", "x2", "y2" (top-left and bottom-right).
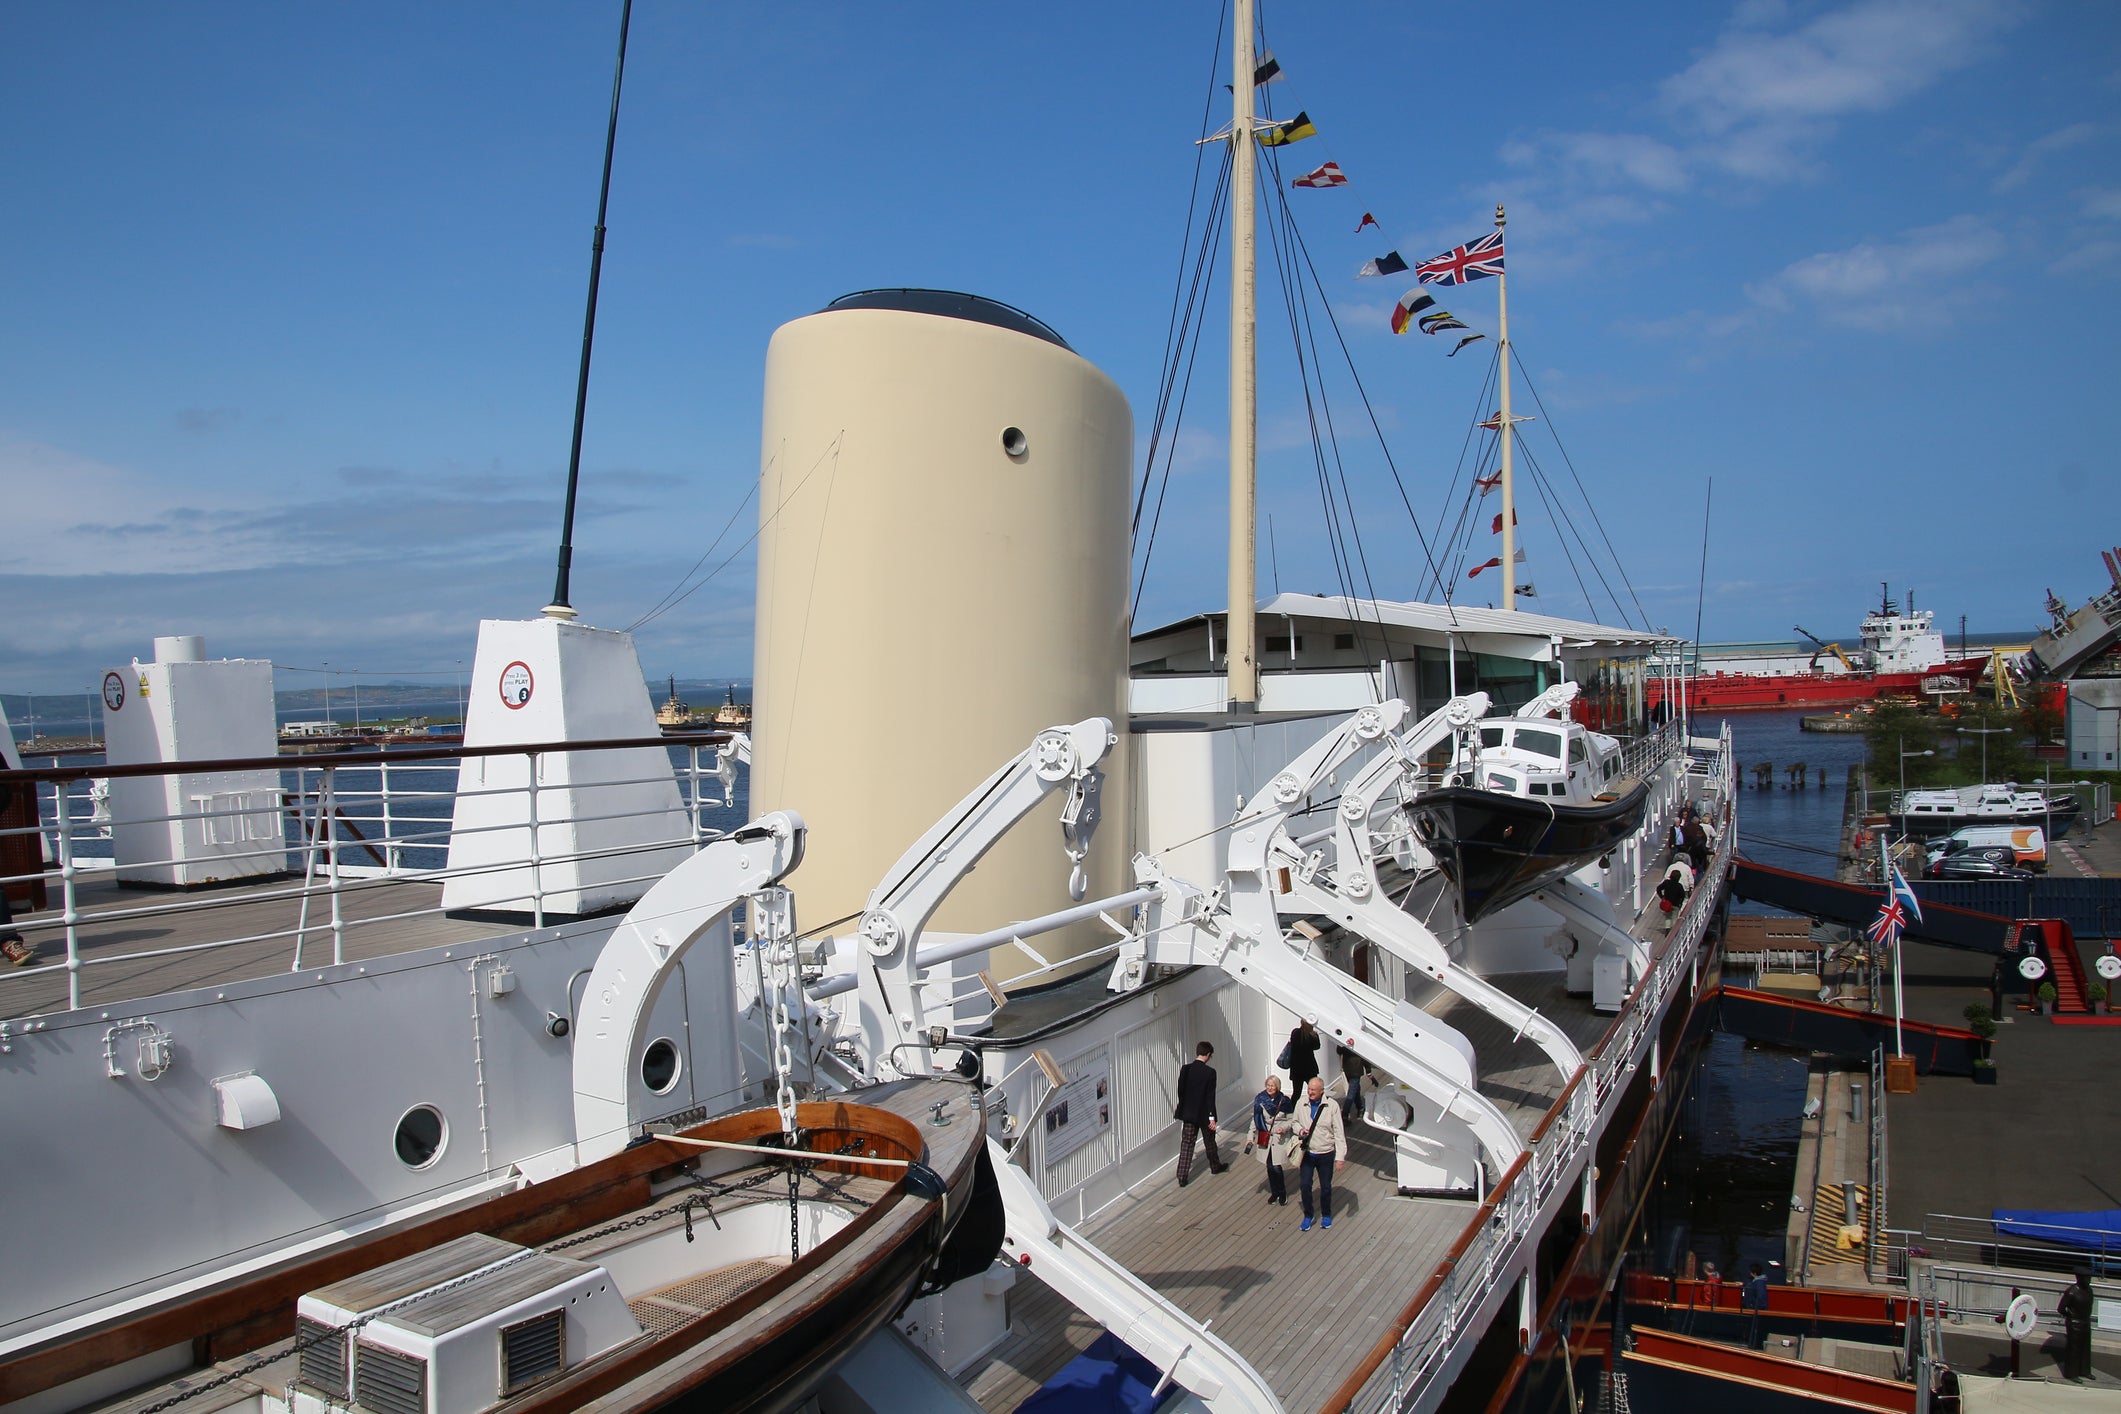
[
  {"x1": 1994, "y1": 123, "x2": 2104, "y2": 192},
  {"x1": 1664, "y1": 0, "x2": 2018, "y2": 130},
  {"x1": 1749, "y1": 215, "x2": 2004, "y2": 329},
  {"x1": 2050, "y1": 240, "x2": 2121, "y2": 276},
  {"x1": 2082, "y1": 187, "x2": 2121, "y2": 222},
  {"x1": 1505, "y1": 132, "x2": 1688, "y2": 193}
]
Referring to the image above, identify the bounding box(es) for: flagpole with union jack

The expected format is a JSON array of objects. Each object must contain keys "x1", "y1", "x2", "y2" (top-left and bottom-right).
[{"x1": 1494, "y1": 205, "x2": 1518, "y2": 610}]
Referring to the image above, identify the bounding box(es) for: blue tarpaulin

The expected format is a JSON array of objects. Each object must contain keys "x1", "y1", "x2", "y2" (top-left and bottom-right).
[
  {"x1": 1992, "y1": 1209, "x2": 2121, "y2": 1252},
  {"x1": 1016, "y1": 1332, "x2": 1168, "y2": 1414}
]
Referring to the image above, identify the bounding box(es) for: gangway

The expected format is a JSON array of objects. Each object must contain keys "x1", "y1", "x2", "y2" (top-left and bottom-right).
[
  {"x1": 1732, "y1": 860, "x2": 2014, "y2": 953},
  {"x1": 1709, "y1": 986, "x2": 1979, "y2": 1075}
]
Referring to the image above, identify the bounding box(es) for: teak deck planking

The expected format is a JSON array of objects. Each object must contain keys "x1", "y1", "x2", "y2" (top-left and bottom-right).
[
  {"x1": 1, "y1": 873, "x2": 524, "y2": 1019},
  {"x1": 966, "y1": 968, "x2": 1622, "y2": 1414}
]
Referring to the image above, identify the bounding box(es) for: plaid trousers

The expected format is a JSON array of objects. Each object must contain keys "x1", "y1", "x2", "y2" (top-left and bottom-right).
[{"x1": 1176, "y1": 1122, "x2": 1222, "y2": 1181}]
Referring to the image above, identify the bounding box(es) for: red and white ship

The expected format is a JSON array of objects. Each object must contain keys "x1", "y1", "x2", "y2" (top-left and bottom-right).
[{"x1": 1648, "y1": 586, "x2": 1987, "y2": 712}]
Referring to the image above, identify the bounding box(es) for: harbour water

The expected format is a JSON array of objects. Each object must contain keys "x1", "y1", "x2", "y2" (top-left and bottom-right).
[{"x1": 1638, "y1": 708, "x2": 1865, "y2": 1283}]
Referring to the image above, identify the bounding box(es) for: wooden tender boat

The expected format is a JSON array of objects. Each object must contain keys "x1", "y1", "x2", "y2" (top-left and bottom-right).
[{"x1": 0, "y1": 1083, "x2": 994, "y2": 1414}]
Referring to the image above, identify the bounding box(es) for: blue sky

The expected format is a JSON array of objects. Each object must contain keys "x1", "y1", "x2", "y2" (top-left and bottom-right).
[{"x1": 3, "y1": 0, "x2": 2118, "y2": 694}]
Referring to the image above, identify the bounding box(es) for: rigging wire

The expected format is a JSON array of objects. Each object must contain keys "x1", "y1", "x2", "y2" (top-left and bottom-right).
[
  {"x1": 1516, "y1": 450, "x2": 1597, "y2": 617},
  {"x1": 1133, "y1": 0, "x2": 1232, "y2": 545},
  {"x1": 625, "y1": 476, "x2": 760, "y2": 631},
  {"x1": 1131, "y1": 152, "x2": 1232, "y2": 616},
  {"x1": 1509, "y1": 348, "x2": 1651, "y2": 629},
  {"x1": 1266, "y1": 168, "x2": 1452, "y2": 603},
  {"x1": 1423, "y1": 348, "x2": 1500, "y2": 601},
  {"x1": 628, "y1": 433, "x2": 845, "y2": 632},
  {"x1": 1257, "y1": 150, "x2": 1369, "y2": 619},
  {"x1": 1518, "y1": 440, "x2": 1629, "y2": 623}
]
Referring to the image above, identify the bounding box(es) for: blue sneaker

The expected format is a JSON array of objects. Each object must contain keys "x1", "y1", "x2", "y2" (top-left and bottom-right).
[
  {"x1": 1300, "y1": 1217, "x2": 1313, "y2": 1232},
  {"x1": 1322, "y1": 1216, "x2": 1333, "y2": 1229}
]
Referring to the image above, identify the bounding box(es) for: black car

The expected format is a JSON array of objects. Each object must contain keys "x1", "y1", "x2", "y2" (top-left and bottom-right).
[{"x1": 1925, "y1": 846, "x2": 2034, "y2": 881}]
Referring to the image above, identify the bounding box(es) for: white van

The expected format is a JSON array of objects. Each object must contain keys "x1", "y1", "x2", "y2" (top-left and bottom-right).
[{"x1": 1925, "y1": 825, "x2": 2046, "y2": 872}]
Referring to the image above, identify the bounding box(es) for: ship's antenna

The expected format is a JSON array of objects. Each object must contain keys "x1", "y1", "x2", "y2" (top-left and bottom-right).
[
  {"x1": 1690, "y1": 477, "x2": 1712, "y2": 726},
  {"x1": 545, "y1": 0, "x2": 635, "y2": 622}
]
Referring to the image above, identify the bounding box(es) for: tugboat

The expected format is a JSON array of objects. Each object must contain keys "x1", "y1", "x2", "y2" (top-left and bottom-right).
[
  {"x1": 1406, "y1": 684, "x2": 1652, "y2": 922},
  {"x1": 1891, "y1": 782, "x2": 2080, "y2": 839}
]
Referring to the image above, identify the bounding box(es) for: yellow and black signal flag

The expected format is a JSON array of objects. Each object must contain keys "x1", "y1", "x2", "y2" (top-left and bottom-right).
[{"x1": 1258, "y1": 111, "x2": 1317, "y2": 147}]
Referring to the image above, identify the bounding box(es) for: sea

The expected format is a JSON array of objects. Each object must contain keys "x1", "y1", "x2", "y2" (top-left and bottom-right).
[{"x1": 1636, "y1": 707, "x2": 1868, "y2": 1284}]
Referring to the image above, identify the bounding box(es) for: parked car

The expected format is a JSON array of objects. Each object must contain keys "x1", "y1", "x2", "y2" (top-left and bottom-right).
[
  {"x1": 1923, "y1": 825, "x2": 2046, "y2": 872},
  {"x1": 1925, "y1": 846, "x2": 2034, "y2": 882}
]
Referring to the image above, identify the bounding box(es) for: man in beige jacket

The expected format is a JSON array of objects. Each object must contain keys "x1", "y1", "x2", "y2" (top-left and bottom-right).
[{"x1": 1295, "y1": 1075, "x2": 1348, "y2": 1231}]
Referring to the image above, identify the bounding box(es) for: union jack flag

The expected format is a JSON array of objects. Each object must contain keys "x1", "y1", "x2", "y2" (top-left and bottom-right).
[
  {"x1": 1416, "y1": 229, "x2": 1506, "y2": 285},
  {"x1": 1867, "y1": 893, "x2": 1909, "y2": 950}
]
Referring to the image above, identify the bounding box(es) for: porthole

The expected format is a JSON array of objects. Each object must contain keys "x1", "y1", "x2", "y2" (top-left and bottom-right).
[
  {"x1": 641, "y1": 1038, "x2": 682, "y2": 1095},
  {"x1": 394, "y1": 1105, "x2": 447, "y2": 1169},
  {"x1": 1000, "y1": 426, "x2": 1028, "y2": 459}
]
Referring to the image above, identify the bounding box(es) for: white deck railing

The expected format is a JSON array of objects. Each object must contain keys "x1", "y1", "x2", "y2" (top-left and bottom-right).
[
  {"x1": 1332, "y1": 721, "x2": 1735, "y2": 1414},
  {"x1": 0, "y1": 734, "x2": 742, "y2": 1012}
]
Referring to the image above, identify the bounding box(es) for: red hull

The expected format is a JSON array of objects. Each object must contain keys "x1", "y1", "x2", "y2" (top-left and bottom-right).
[{"x1": 1646, "y1": 660, "x2": 1984, "y2": 712}]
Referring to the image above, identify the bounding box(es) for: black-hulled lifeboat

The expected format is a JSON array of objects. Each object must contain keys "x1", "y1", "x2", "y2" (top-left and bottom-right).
[{"x1": 1407, "y1": 714, "x2": 1649, "y2": 923}]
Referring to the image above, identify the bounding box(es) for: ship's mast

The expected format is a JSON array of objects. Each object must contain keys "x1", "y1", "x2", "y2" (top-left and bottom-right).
[
  {"x1": 1226, "y1": 0, "x2": 1259, "y2": 709},
  {"x1": 1495, "y1": 204, "x2": 1516, "y2": 610}
]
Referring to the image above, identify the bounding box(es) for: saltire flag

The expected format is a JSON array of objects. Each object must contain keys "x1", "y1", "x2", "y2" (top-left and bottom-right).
[
  {"x1": 1890, "y1": 863, "x2": 1924, "y2": 926},
  {"x1": 1258, "y1": 111, "x2": 1318, "y2": 147},
  {"x1": 1416, "y1": 229, "x2": 1506, "y2": 285},
  {"x1": 1292, "y1": 161, "x2": 1348, "y2": 189},
  {"x1": 1226, "y1": 51, "x2": 1284, "y2": 89},
  {"x1": 1417, "y1": 309, "x2": 1467, "y2": 335},
  {"x1": 1491, "y1": 509, "x2": 1518, "y2": 535},
  {"x1": 1357, "y1": 252, "x2": 1409, "y2": 279},
  {"x1": 1450, "y1": 333, "x2": 1488, "y2": 357},
  {"x1": 1389, "y1": 290, "x2": 1436, "y2": 334},
  {"x1": 1355, "y1": 212, "x2": 1380, "y2": 233},
  {"x1": 1475, "y1": 472, "x2": 1500, "y2": 497}
]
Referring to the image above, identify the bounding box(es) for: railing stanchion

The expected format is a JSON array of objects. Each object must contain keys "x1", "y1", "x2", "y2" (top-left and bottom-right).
[
  {"x1": 54, "y1": 782, "x2": 81, "y2": 1010},
  {"x1": 381, "y1": 755, "x2": 398, "y2": 872},
  {"x1": 528, "y1": 752, "x2": 544, "y2": 929},
  {"x1": 323, "y1": 766, "x2": 344, "y2": 965},
  {"x1": 686, "y1": 744, "x2": 702, "y2": 846}
]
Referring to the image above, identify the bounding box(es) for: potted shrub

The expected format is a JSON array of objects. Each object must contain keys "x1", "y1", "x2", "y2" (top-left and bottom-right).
[
  {"x1": 1972, "y1": 1058, "x2": 1998, "y2": 1086},
  {"x1": 2037, "y1": 980, "x2": 2058, "y2": 1017},
  {"x1": 2091, "y1": 981, "x2": 2109, "y2": 1016},
  {"x1": 1967, "y1": 1011, "x2": 1997, "y2": 1060}
]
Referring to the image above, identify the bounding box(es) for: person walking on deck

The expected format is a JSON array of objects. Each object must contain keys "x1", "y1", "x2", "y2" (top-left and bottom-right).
[
  {"x1": 1740, "y1": 1263, "x2": 1769, "y2": 1350},
  {"x1": 2060, "y1": 1268, "x2": 2095, "y2": 1380},
  {"x1": 1173, "y1": 1041, "x2": 1224, "y2": 1186},
  {"x1": 1252, "y1": 1075, "x2": 1294, "y2": 1205},
  {"x1": 1294, "y1": 1076, "x2": 1347, "y2": 1231},
  {"x1": 1283, "y1": 1019, "x2": 1322, "y2": 1094},
  {"x1": 1681, "y1": 812, "x2": 1711, "y2": 878}
]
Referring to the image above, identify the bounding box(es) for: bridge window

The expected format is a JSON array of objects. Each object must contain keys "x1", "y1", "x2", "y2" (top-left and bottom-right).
[{"x1": 1513, "y1": 728, "x2": 1563, "y2": 760}]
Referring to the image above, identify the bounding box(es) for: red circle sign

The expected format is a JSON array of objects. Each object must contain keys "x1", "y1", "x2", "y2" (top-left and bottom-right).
[
  {"x1": 102, "y1": 671, "x2": 126, "y2": 712},
  {"x1": 499, "y1": 661, "x2": 535, "y2": 710}
]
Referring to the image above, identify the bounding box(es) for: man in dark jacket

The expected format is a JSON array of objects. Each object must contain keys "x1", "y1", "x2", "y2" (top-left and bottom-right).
[
  {"x1": 1173, "y1": 1041, "x2": 1224, "y2": 1185},
  {"x1": 2060, "y1": 1268, "x2": 2094, "y2": 1380},
  {"x1": 1285, "y1": 1019, "x2": 1322, "y2": 1093}
]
